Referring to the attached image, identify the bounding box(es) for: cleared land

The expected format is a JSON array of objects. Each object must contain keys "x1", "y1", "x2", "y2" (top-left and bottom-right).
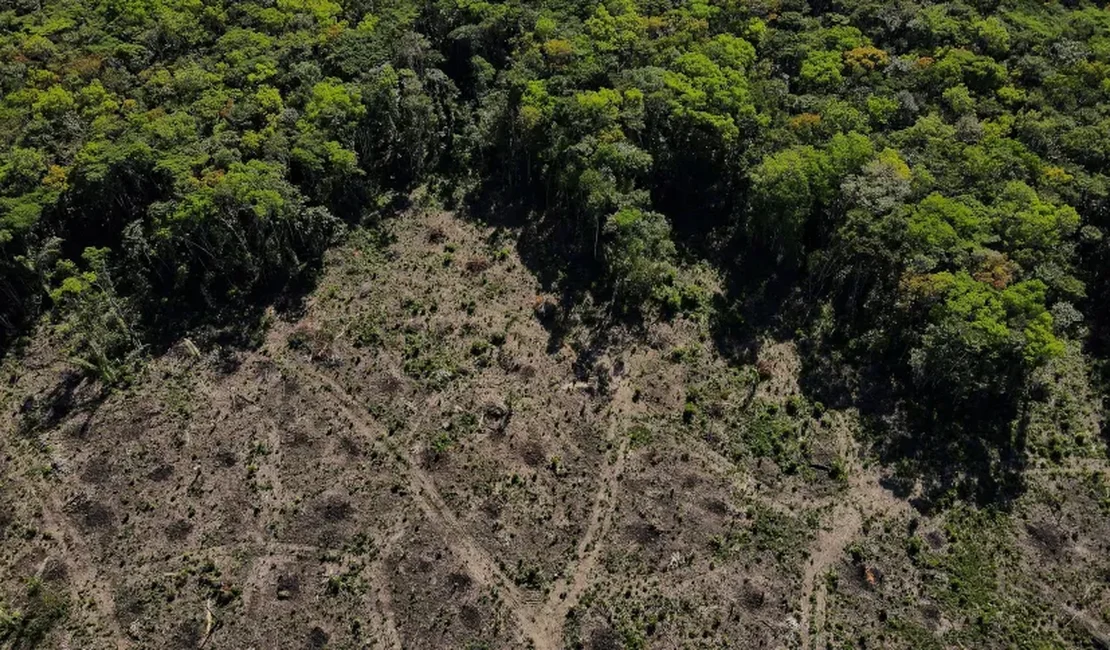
[{"x1": 3, "y1": 209, "x2": 1109, "y2": 649}]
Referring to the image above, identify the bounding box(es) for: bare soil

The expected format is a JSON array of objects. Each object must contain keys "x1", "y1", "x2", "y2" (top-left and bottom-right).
[{"x1": 2, "y1": 209, "x2": 1109, "y2": 649}]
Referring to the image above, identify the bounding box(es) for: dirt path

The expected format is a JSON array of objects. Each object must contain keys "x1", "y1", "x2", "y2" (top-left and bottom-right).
[
  {"x1": 369, "y1": 519, "x2": 407, "y2": 649},
  {"x1": 149, "y1": 540, "x2": 324, "y2": 565},
  {"x1": 290, "y1": 355, "x2": 642, "y2": 650},
  {"x1": 798, "y1": 502, "x2": 861, "y2": 650},
  {"x1": 290, "y1": 360, "x2": 549, "y2": 647},
  {"x1": 534, "y1": 380, "x2": 635, "y2": 645},
  {"x1": 798, "y1": 465, "x2": 911, "y2": 650},
  {"x1": 38, "y1": 492, "x2": 129, "y2": 648}
]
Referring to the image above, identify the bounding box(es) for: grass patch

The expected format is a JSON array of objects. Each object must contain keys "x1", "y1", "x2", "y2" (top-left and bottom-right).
[{"x1": 0, "y1": 579, "x2": 69, "y2": 649}]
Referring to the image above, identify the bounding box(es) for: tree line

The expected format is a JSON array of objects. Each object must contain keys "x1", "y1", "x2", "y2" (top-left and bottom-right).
[{"x1": 2, "y1": 0, "x2": 1109, "y2": 454}]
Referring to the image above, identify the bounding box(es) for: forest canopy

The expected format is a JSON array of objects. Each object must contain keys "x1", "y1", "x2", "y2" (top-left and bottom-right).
[{"x1": 2, "y1": 0, "x2": 1110, "y2": 449}]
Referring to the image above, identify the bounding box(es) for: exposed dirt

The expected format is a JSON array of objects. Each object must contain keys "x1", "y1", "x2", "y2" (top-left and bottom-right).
[
  {"x1": 797, "y1": 452, "x2": 911, "y2": 650},
  {"x1": 2, "y1": 209, "x2": 1108, "y2": 649}
]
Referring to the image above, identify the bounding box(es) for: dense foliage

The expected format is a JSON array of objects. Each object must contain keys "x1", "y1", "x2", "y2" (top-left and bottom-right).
[{"x1": 2, "y1": 0, "x2": 1109, "y2": 471}]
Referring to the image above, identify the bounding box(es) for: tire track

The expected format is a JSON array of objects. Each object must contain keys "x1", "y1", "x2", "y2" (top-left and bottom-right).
[
  {"x1": 289, "y1": 354, "x2": 653, "y2": 650},
  {"x1": 39, "y1": 492, "x2": 129, "y2": 648},
  {"x1": 290, "y1": 360, "x2": 545, "y2": 647},
  {"x1": 369, "y1": 519, "x2": 407, "y2": 649},
  {"x1": 534, "y1": 382, "x2": 634, "y2": 645},
  {"x1": 798, "y1": 465, "x2": 910, "y2": 650},
  {"x1": 798, "y1": 503, "x2": 861, "y2": 650}
]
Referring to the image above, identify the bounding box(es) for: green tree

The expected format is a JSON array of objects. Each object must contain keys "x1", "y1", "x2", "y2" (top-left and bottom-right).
[{"x1": 603, "y1": 208, "x2": 677, "y2": 310}]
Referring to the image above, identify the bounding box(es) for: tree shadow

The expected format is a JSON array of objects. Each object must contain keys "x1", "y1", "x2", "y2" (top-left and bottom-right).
[
  {"x1": 458, "y1": 175, "x2": 610, "y2": 355},
  {"x1": 704, "y1": 238, "x2": 1032, "y2": 512},
  {"x1": 705, "y1": 241, "x2": 810, "y2": 368},
  {"x1": 459, "y1": 155, "x2": 1036, "y2": 513},
  {"x1": 794, "y1": 327, "x2": 1031, "y2": 512},
  {"x1": 0, "y1": 263, "x2": 41, "y2": 365},
  {"x1": 1077, "y1": 236, "x2": 1110, "y2": 459},
  {"x1": 17, "y1": 370, "x2": 108, "y2": 439},
  {"x1": 856, "y1": 391, "x2": 1030, "y2": 513},
  {"x1": 460, "y1": 178, "x2": 575, "y2": 286}
]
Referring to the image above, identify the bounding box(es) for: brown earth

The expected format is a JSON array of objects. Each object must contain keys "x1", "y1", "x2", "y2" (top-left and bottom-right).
[{"x1": 2, "y1": 209, "x2": 1109, "y2": 649}]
